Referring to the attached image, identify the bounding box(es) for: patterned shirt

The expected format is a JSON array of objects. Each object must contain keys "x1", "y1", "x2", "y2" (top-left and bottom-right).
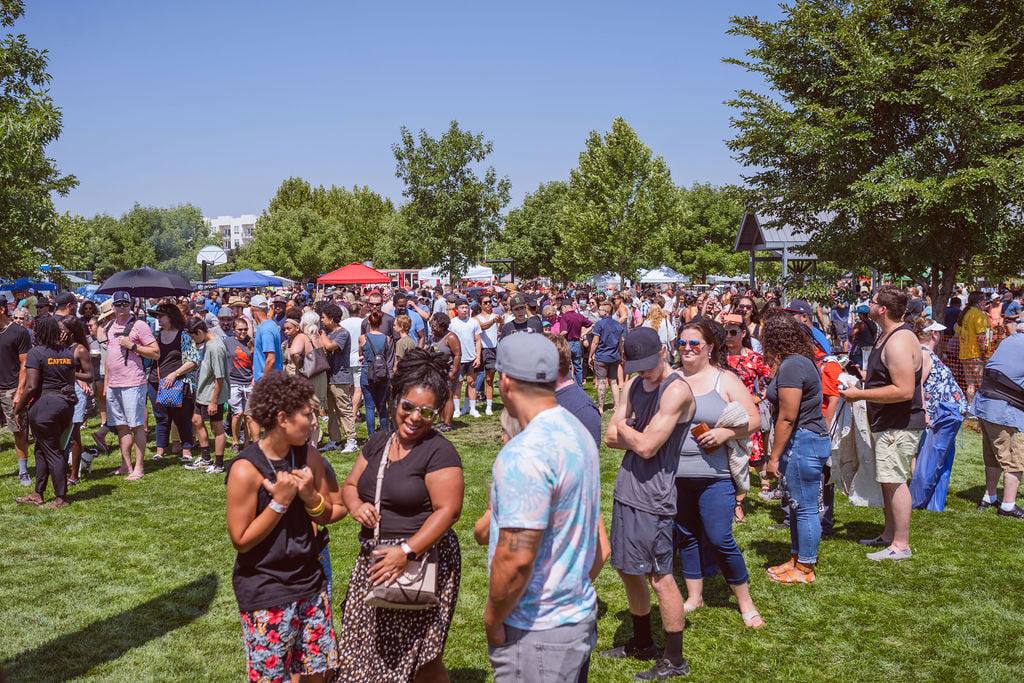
[
  {"x1": 726, "y1": 350, "x2": 773, "y2": 461},
  {"x1": 922, "y1": 347, "x2": 967, "y2": 420},
  {"x1": 488, "y1": 406, "x2": 600, "y2": 631}
]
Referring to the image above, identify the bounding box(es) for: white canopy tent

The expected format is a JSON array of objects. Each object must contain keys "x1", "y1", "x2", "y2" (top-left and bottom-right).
[
  {"x1": 639, "y1": 266, "x2": 690, "y2": 285},
  {"x1": 417, "y1": 265, "x2": 494, "y2": 286}
]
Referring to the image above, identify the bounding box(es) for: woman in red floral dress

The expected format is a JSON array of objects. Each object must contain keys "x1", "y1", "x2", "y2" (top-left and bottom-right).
[{"x1": 723, "y1": 315, "x2": 773, "y2": 520}]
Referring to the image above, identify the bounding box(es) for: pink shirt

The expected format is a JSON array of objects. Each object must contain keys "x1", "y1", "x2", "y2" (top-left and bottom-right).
[{"x1": 104, "y1": 319, "x2": 156, "y2": 388}]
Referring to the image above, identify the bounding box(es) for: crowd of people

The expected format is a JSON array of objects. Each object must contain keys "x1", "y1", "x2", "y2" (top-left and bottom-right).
[{"x1": 3, "y1": 276, "x2": 1023, "y2": 680}]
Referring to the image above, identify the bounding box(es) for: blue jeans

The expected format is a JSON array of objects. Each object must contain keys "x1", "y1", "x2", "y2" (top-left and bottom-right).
[
  {"x1": 779, "y1": 428, "x2": 832, "y2": 564},
  {"x1": 147, "y1": 381, "x2": 194, "y2": 450},
  {"x1": 675, "y1": 477, "x2": 749, "y2": 585},
  {"x1": 568, "y1": 341, "x2": 584, "y2": 386},
  {"x1": 360, "y1": 373, "x2": 389, "y2": 435}
]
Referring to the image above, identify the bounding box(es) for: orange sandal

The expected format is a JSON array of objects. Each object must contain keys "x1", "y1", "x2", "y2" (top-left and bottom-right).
[
  {"x1": 766, "y1": 556, "x2": 797, "y2": 576},
  {"x1": 768, "y1": 562, "x2": 815, "y2": 584}
]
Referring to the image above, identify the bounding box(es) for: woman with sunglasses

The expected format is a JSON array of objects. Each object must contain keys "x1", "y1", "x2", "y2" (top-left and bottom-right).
[
  {"x1": 731, "y1": 295, "x2": 763, "y2": 353},
  {"x1": 723, "y1": 314, "x2": 773, "y2": 518},
  {"x1": 339, "y1": 348, "x2": 464, "y2": 682},
  {"x1": 674, "y1": 319, "x2": 764, "y2": 628}
]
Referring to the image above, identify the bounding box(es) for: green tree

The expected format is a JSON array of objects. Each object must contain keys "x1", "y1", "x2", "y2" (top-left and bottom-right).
[
  {"x1": 393, "y1": 120, "x2": 511, "y2": 283},
  {"x1": 121, "y1": 203, "x2": 216, "y2": 278},
  {"x1": 0, "y1": 0, "x2": 77, "y2": 278},
  {"x1": 235, "y1": 207, "x2": 334, "y2": 280},
  {"x1": 727, "y1": 0, "x2": 1024, "y2": 313},
  {"x1": 491, "y1": 181, "x2": 572, "y2": 282},
  {"x1": 558, "y1": 117, "x2": 676, "y2": 285},
  {"x1": 373, "y1": 208, "x2": 431, "y2": 269},
  {"x1": 658, "y1": 183, "x2": 748, "y2": 282}
]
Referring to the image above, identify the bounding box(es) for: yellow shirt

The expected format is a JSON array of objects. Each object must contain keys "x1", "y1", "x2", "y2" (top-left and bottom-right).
[{"x1": 957, "y1": 307, "x2": 989, "y2": 360}]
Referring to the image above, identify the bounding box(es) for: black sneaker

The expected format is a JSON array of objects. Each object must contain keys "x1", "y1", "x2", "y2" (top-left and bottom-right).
[
  {"x1": 600, "y1": 640, "x2": 659, "y2": 661},
  {"x1": 185, "y1": 457, "x2": 211, "y2": 470},
  {"x1": 996, "y1": 505, "x2": 1024, "y2": 519},
  {"x1": 977, "y1": 499, "x2": 997, "y2": 511},
  {"x1": 635, "y1": 658, "x2": 690, "y2": 680}
]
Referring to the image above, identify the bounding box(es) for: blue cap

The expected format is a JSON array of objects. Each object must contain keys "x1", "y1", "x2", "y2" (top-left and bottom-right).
[{"x1": 112, "y1": 291, "x2": 131, "y2": 304}]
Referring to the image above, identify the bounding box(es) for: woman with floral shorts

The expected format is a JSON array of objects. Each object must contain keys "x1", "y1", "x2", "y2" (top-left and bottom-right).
[{"x1": 226, "y1": 372, "x2": 348, "y2": 682}]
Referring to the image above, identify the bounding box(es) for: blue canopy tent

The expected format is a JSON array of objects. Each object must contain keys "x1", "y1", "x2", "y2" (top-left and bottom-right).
[
  {"x1": 214, "y1": 269, "x2": 283, "y2": 288},
  {"x1": 75, "y1": 284, "x2": 110, "y2": 302},
  {"x1": 0, "y1": 277, "x2": 58, "y2": 292}
]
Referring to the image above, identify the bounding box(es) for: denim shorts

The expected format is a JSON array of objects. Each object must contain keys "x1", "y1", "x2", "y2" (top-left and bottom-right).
[
  {"x1": 72, "y1": 382, "x2": 89, "y2": 424},
  {"x1": 106, "y1": 384, "x2": 147, "y2": 428}
]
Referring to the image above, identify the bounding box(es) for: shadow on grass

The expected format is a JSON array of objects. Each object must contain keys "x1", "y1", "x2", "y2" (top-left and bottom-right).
[
  {"x1": 88, "y1": 455, "x2": 180, "y2": 479},
  {"x1": 1, "y1": 573, "x2": 218, "y2": 681},
  {"x1": 450, "y1": 668, "x2": 489, "y2": 682},
  {"x1": 748, "y1": 540, "x2": 793, "y2": 569},
  {"x1": 830, "y1": 520, "x2": 884, "y2": 543},
  {"x1": 71, "y1": 483, "x2": 115, "y2": 503},
  {"x1": 953, "y1": 485, "x2": 986, "y2": 505}
]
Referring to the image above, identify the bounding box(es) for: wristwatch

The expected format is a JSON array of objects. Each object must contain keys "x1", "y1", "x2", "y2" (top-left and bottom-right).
[
  {"x1": 131, "y1": 343, "x2": 138, "y2": 352},
  {"x1": 400, "y1": 542, "x2": 418, "y2": 561}
]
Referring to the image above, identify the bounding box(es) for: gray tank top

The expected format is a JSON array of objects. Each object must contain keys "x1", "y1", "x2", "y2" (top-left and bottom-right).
[
  {"x1": 676, "y1": 371, "x2": 730, "y2": 479},
  {"x1": 431, "y1": 334, "x2": 454, "y2": 364},
  {"x1": 613, "y1": 373, "x2": 693, "y2": 516}
]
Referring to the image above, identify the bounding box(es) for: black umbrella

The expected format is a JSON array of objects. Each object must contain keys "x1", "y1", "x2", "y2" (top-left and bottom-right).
[{"x1": 96, "y1": 267, "x2": 193, "y2": 298}]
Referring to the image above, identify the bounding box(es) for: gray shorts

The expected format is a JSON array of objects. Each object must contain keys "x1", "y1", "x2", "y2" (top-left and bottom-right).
[
  {"x1": 489, "y1": 617, "x2": 596, "y2": 683},
  {"x1": 228, "y1": 383, "x2": 251, "y2": 415},
  {"x1": 0, "y1": 386, "x2": 26, "y2": 433},
  {"x1": 610, "y1": 500, "x2": 675, "y2": 576},
  {"x1": 106, "y1": 384, "x2": 147, "y2": 428}
]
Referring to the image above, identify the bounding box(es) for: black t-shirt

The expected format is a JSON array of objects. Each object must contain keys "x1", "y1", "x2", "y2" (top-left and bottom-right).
[
  {"x1": 500, "y1": 316, "x2": 544, "y2": 338},
  {"x1": 361, "y1": 313, "x2": 396, "y2": 341},
  {"x1": 26, "y1": 344, "x2": 76, "y2": 401},
  {"x1": 0, "y1": 323, "x2": 31, "y2": 390},
  {"x1": 766, "y1": 354, "x2": 826, "y2": 436},
  {"x1": 356, "y1": 429, "x2": 462, "y2": 539}
]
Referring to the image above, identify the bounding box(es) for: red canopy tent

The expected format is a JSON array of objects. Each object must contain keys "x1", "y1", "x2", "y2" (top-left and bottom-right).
[{"x1": 317, "y1": 262, "x2": 390, "y2": 285}]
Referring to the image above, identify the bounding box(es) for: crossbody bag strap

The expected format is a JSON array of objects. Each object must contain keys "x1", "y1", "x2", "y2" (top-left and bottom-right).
[{"x1": 372, "y1": 434, "x2": 395, "y2": 543}]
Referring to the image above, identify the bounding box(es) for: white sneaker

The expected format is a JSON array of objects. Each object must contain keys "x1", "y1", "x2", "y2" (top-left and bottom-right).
[
  {"x1": 341, "y1": 439, "x2": 359, "y2": 454},
  {"x1": 485, "y1": 405, "x2": 493, "y2": 416},
  {"x1": 469, "y1": 408, "x2": 481, "y2": 418}
]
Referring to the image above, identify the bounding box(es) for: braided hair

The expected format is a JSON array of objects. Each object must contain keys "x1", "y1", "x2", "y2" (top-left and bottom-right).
[
  {"x1": 389, "y1": 348, "x2": 452, "y2": 417},
  {"x1": 33, "y1": 315, "x2": 66, "y2": 351}
]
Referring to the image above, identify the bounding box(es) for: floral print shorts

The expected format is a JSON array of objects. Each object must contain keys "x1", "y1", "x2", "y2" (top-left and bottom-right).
[{"x1": 240, "y1": 590, "x2": 339, "y2": 682}]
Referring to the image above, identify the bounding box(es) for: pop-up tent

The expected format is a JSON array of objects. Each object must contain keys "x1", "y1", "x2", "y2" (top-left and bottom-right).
[
  {"x1": 0, "y1": 277, "x2": 58, "y2": 292},
  {"x1": 215, "y1": 269, "x2": 283, "y2": 288},
  {"x1": 318, "y1": 262, "x2": 390, "y2": 286},
  {"x1": 639, "y1": 266, "x2": 690, "y2": 285}
]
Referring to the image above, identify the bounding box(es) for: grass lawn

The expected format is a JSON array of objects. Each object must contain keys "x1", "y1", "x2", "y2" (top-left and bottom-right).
[{"x1": 2, "y1": 395, "x2": 1023, "y2": 682}]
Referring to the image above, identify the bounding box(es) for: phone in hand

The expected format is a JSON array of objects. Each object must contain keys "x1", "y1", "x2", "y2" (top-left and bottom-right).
[{"x1": 691, "y1": 422, "x2": 710, "y2": 440}]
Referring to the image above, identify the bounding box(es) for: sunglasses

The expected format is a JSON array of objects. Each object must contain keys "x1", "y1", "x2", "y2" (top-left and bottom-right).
[
  {"x1": 399, "y1": 399, "x2": 438, "y2": 421},
  {"x1": 726, "y1": 328, "x2": 742, "y2": 336},
  {"x1": 678, "y1": 339, "x2": 705, "y2": 349},
  {"x1": 113, "y1": 302, "x2": 130, "y2": 308},
  {"x1": 734, "y1": 304, "x2": 752, "y2": 311}
]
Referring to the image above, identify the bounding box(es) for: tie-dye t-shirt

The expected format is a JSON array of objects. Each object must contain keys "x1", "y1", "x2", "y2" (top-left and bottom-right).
[{"x1": 488, "y1": 406, "x2": 600, "y2": 630}]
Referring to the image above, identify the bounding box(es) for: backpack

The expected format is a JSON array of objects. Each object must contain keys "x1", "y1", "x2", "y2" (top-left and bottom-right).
[{"x1": 365, "y1": 334, "x2": 392, "y2": 385}]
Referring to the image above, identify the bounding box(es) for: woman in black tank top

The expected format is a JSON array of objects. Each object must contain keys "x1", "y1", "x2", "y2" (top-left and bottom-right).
[
  {"x1": 225, "y1": 372, "x2": 346, "y2": 680},
  {"x1": 14, "y1": 316, "x2": 93, "y2": 509},
  {"x1": 148, "y1": 303, "x2": 199, "y2": 460}
]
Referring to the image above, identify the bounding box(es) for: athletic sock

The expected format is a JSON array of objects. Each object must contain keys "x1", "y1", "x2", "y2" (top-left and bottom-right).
[
  {"x1": 664, "y1": 631, "x2": 684, "y2": 666},
  {"x1": 453, "y1": 399, "x2": 461, "y2": 413},
  {"x1": 18, "y1": 458, "x2": 28, "y2": 476},
  {"x1": 200, "y1": 448, "x2": 210, "y2": 461},
  {"x1": 486, "y1": 400, "x2": 492, "y2": 410},
  {"x1": 1000, "y1": 501, "x2": 1016, "y2": 512},
  {"x1": 469, "y1": 399, "x2": 476, "y2": 411},
  {"x1": 215, "y1": 455, "x2": 224, "y2": 467},
  {"x1": 631, "y1": 612, "x2": 653, "y2": 648},
  {"x1": 982, "y1": 493, "x2": 997, "y2": 503}
]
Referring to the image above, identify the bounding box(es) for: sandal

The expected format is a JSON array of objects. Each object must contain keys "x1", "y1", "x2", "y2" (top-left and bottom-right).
[
  {"x1": 741, "y1": 610, "x2": 766, "y2": 629},
  {"x1": 734, "y1": 501, "x2": 746, "y2": 524},
  {"x1": 767, "y1": 556, "x2": 797, "y2": 576},
  {"x1": 16, "y1": 493, "x2": 44, "y2": 506},
  {"x1": 44, "y1": 499, "x2": 69, "y2": 509},
  {"x1": 683, "y1": 599, "x2": 704, "y2": 615},
  {"x1": 125, "y1": 472, "x2": 144, "y2": 481},
  {"x1": 767, "y1": 563, "x2": 815, "y2": 584},
  {"x1": 67, "y1": 478, "x2": 80, "y2": 487}
]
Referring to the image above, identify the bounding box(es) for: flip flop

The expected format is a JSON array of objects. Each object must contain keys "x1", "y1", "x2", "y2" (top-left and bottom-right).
[
  {"x1": 16, "y1": 494, "x2": 44, "y2": 506},
  {"x1": 741, "y1": 610, "x2": 766, "y2": 629},
  {"x1": 125, "y1": 472, "x2": 144, "y2": 481},
  {"x1": 683, "y1": 600, "x2": 704, "y2": 615}
]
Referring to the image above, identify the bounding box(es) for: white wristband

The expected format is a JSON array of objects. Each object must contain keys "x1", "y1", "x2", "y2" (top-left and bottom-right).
[{"x1": 268, "y1": 500, "x2": 288, "y2": 514}]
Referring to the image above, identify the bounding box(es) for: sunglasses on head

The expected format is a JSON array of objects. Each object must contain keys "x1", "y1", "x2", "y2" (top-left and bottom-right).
[{"x1": 399, "y1": 399, "x2": 438, "y2": 421}]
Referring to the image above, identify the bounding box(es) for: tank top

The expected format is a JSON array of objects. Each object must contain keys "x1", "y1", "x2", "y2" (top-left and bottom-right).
[
  {"x1": 613, "y1": 373, "x2": 692, "y2": 515},
  {"x1": 865, "y1": 323, "x2": 926, "y2": 432},
  {"x1": 431, "y1": 333, "x2": 454, "y2": 367},
  {"x1": 228, "y1": 443, "x2": 325, "y2": 612},
  {"x1": 677, "y1": 371, "x2": 730, "y2": 479},
  {"x1": 151, "y1": 328, "x2": 183, "y2": 382}
]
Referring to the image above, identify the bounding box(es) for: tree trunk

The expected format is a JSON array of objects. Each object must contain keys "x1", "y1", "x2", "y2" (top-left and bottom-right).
[{"x1": 920, "y1": 263, "x2": 958, "y2": 324}]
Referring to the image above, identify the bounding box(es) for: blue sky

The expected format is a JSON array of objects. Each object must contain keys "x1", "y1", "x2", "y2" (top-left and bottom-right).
[{"x1": 17, "y1": 1, "x2": 781, "y2": 217}]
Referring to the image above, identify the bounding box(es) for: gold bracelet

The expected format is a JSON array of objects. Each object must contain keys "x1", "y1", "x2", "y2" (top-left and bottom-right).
[{"x1": 305, "y1": 495, "x2": 326, "y2": 517}]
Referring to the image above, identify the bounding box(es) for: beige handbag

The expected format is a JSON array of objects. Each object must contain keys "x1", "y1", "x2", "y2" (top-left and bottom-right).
[{"x1": 363, "y1": 435, "x2": 439, "y2": 610}]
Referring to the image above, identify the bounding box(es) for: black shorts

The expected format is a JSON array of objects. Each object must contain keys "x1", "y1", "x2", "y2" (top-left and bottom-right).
[
  {"x1": 479, "y1": 347, "x2": 497, "y2": 371},
  {"x1": 459, "y1": 361, "x2": 477, "y2": 380},
  {"x1": 610, "y1": 500, "x2": 675, "y2": 576},
  {"x1": 194, "y1": 402, "x2": 225, "y2": 424}
]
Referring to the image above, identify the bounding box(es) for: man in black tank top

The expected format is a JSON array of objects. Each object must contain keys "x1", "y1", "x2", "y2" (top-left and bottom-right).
[
  {"x1": 840, "y1": 286, "x2": 924, "y2": 562},
  {"x1": 602, "y1": 328, "x2": 695, "y2": 679}
]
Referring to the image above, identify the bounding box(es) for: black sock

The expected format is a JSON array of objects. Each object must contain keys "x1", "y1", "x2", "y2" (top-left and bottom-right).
[
  {"x1": 664, "y1": 631, "x2": 684, "y2": 666},
  {"x1": 215, "y1": 455, "x2": 224, "y2": 467},
  {"x1": 632, "y1": 612, "x2": 653, "y2": 647},
  {"x1": 200, "y1": 447, "x2": 210, "y2": 460}
]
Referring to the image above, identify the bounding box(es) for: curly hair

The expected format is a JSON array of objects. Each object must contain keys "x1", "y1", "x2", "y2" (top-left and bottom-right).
[
  {"x1": 761, "y1": 314, "x2": 818, "y2": 367},
  {"x1": 248, "y1": 371, "x2": 314, "y2": 431},
  {"x1": 389, "y1": 347, "x2": 452, "y2": 415},
  {"x1": 430, "y1": 311, "x2": 451, "y2": 335}
]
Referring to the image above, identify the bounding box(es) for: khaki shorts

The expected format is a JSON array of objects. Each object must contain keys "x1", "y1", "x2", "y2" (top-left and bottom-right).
[
  {"x1": 979, "y1": 419, "x2": 1024, "y2": 472},
  {"x1": 873, "y1": 428, "x2": 922, "y2": 483},
  {"x1": 0, "y1": 386, "x2": 26, "y2": 433}
]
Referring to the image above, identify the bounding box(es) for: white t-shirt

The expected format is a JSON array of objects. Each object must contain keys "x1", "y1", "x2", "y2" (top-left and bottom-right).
[
  {"x1": 341, "y1": 316, "x2": 363, "y2": 366},
  {"x1": 476, "y1": 313, "x2": 499, "y2": 349},
  {"x1": 449, "y1": 316, "x2": 481, "y2": 362}
]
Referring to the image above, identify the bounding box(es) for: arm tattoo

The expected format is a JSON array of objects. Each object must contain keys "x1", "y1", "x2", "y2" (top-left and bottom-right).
[{"x1": 497, "y1": 528, "x2": 543, "y2": 553}]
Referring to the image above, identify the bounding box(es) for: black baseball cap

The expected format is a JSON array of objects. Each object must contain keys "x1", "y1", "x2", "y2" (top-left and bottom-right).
[
  {"x1": 623, "y1": 327, "x2": 663, "y2": 374},
  {"x1": 783, "y1": 299, "x2": 813, "y2": 319},
  {"x1": 54, "y1": 292, "x2": 77, "y2": 308},
  {"x1": 509, "y1": 293, "x2": 527, "y2": 309}
]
